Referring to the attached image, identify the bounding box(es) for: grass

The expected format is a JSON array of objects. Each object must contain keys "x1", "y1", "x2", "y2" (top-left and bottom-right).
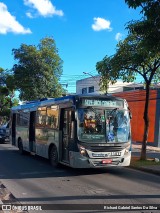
[{"x1": 131, "y1": 156, "x2": 160, "y2": 167}]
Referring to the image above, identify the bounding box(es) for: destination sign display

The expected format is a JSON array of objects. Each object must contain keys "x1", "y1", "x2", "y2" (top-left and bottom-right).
[{"x1": 81, "y1": 99, "x2": 123, "y2": 107}]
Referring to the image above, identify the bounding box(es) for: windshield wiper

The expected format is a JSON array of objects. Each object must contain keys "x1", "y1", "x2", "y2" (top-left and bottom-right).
[{"x1": 108, "y1": 108, "x2": 119, "y2": 117}]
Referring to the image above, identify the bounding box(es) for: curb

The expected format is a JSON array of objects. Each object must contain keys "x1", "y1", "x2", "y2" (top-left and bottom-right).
[
  {"x1": 0, "y1": 182, "x2": 28, "y2": 213},
  {"x1": 129, "y1": 166, "x2": 160, "y2": 176}
]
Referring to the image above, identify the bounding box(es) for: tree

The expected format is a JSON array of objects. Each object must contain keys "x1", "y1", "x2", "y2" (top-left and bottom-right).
[
  {"x1": 125, "y1": 0, "x2": 160, "y2": 53},
  {"x1": 0, "y1": 68, "x2": 18, "y2": 124},
  {"x1": 12, "y1": 37, "x2": 64, "y2": 101},
  {"x1": 96, "y1": 32, "x2": 160, "y2": 160}
]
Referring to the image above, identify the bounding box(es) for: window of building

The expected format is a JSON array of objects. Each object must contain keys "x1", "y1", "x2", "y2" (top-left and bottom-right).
[
  {"x1": 82, "y1": 88, "x2": 87, "y2": 94},
  {"x1": 123, "y1": 86, "x2": 144, "y2": 92},
  {"x1": 88, "y1": 86, "x2": 94, "y2": 93}
]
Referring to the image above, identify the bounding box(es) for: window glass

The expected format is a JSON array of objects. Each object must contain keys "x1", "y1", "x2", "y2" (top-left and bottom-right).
[
  {"x1": 77, "y1": 108, "x2": 130, "y2": 143},
  {"x1": 46, "y1": 105, "x2": 59, "y2": 129},
  {"x1": 77, "y1": 108, "x2": 105, "y2": 142},
  {"x1": 36, "y1": 107, "x2": 46, "y2": 127},
  {"x1": 17, "y1": 112, "x2": 29, "y2": 127},
  {"x1": 88, "y1": 86, "x2": 94, "y2": 93},
  {"x1": 82, "y1": 88, "x2": 87, "y2": 94},
  {"x1": 105, "y1": 109, "x2": 130, "y2": 142}
]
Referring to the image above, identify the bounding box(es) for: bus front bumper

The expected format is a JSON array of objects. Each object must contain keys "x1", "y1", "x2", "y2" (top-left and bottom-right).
[{"x1": 69, "y1": 151, "x2": 131, "y2": 168}]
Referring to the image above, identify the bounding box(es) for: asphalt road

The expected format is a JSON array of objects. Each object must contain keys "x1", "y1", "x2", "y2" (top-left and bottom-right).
[{"x1": 0, "y1": 143, "x2": 160, "y2": 213}]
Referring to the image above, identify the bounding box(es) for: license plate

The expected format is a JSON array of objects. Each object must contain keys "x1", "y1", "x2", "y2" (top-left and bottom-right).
[{"x1": 102, "y1": 159, "x2": 112, "y2": 164}]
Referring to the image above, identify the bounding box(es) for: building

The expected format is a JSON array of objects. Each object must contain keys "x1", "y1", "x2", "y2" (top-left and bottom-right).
[
  {"x1": 76, "y1": 75, "x2": 101, "y2": 95},
  {"x1": 76, "y1": 75, "x2": 144, "y2": 95}
]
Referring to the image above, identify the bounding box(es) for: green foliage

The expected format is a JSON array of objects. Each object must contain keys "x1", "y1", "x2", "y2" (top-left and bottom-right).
[
  {"x1": 97, "y1": 30, "x2": 160, "y2": 86},
  {"x1": 131, "y1": 157, "x2": 160, "y2": 167},
  {"x1": 96, "y1": 57, "x2": 113, "y2": 92},
  {"x1": 0, "y1": 68, "x2": 18, "y2": 123},
  {"x1": 12, "y1": 37, "x2": 64, "y2": 101},
  {"x1": 125, "y1": 0, "x2": 160, "y2": 19},
  {"x1": 125, "y1": 0, "x2": 160, "y2": 52}
]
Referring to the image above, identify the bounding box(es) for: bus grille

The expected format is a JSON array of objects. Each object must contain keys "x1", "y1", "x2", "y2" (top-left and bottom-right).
[{"x1": 90, "y1": 146, "x2": 123, "y2": 152}]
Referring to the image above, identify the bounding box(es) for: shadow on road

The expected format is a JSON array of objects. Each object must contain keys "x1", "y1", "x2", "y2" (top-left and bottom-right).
[{"x1": 0, "y1": 143, "x2": 160, "y2": 186}]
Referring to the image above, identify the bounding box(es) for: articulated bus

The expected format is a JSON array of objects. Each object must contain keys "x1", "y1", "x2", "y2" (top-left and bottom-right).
[{"x1": 10, "y1": 94, "x2": 132, "y2": 168}]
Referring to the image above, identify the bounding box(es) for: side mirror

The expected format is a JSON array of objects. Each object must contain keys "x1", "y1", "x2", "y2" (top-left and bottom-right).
[
  {"x1": 128, "y1": 107, "x2": 132, "y2": 119},
  {"x1": 129, "y1": 112, "x2": 132, "y2": 119}
]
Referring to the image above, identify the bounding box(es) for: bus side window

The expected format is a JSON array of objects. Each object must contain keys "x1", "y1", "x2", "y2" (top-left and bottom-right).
[
  {"x1": 17, "y1": 112, "x2": 29, "y2": 127},
  {"x1": 47, "y1": 105, "x2": 59, "y2": 129},
  {"x1": 36, "y1": 107, "x2": 46, "y2": 127}
]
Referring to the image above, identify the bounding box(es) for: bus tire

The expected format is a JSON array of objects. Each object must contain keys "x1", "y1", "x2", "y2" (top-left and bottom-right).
[
  {"x1": 18, "y1": 139, "x2": 24, "y2": 155},
  {"x1": 49, "y1": 146, "x2": 59, "y2": 167}
]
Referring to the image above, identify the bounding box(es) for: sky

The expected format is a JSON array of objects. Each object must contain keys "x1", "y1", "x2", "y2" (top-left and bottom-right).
[{"x1": 0, "y1": 0, "x2": 142, "y2": 93}]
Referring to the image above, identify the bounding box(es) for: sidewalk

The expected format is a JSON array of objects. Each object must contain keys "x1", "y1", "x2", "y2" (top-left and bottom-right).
[
  {"x1": 0, "y1": 182, "x2": 27, "y2": 213},
  {"x1": 132, "y1": 142, "x2": 160, "y2": 152},
  {"x1": 131, "y1": 143, "x2": 160, "y2": 176}
]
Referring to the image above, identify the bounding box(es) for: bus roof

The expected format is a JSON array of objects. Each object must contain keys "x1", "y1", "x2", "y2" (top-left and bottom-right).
[
  {"x1": 11, "y1": 94, "x2": 125, "y2": 112},
  {"x1": 11, "y1": 101, "x2": 41, "y2": 112},
  {"x1": 37, "y1": 94, "x2": 125, "y2": 107}
]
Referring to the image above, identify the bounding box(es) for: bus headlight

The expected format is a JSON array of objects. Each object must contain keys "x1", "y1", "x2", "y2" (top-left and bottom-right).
[
  {"x1": 125, "y1": 149, "x2": 129, "y2": 154},
  {"x1": 125, "y1": 145, "x2": 131, "y2": 154},
  {"x1": 78, "y1": 145, "x2": 88, "y2": 157}
]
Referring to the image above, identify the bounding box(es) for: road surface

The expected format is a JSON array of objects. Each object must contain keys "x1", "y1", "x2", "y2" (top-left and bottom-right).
[{"x1": 0, "y1": 143, "x2": 160, "y2": 213}]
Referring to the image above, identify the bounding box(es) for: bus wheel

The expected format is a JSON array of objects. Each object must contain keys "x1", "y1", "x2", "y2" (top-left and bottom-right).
[
  {"x1": 18, "y1": 140, "x2": 24, "y2": 155},
  {"x1": 49, "y1": 146, "x2": 58, "y2": 167}
]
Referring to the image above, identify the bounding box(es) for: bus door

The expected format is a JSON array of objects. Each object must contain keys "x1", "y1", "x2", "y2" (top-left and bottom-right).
[
  {"x1": 61, "y1": 108, "x2": 74, "y2": 163},
  {"x1": 11, "y1": 113, "x2": 16, "y2": 145},
  {"x1": 29, "y1": 111, "x2": 36, "y2": 152}
]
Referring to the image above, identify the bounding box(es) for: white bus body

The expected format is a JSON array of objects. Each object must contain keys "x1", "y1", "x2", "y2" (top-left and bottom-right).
[{"x1": 10, "y1": 95, "x2": 132, "y2": 168}]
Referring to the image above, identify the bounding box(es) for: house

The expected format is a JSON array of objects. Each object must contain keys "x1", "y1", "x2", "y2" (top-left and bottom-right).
[{"x1": 76, "y1": 75, "x2": 144, "y2": 94}]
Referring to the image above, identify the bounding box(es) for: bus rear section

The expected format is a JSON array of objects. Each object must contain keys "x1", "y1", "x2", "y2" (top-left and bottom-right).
[{"x1": 10, "y1": 101, "x2": 40, "y2": 154}]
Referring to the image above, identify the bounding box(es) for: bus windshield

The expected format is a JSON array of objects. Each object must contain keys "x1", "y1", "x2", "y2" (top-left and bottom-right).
[{"x1": 77, "y1": 108, "x2": 130, "y2": 143}]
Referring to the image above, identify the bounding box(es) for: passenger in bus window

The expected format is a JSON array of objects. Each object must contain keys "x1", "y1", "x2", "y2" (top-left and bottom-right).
[
  {"x1": 84, "y1": 114, "x2": 95, "y2": 133},
  {"x1": 84, "y1": 114, "x2": 91, "y2": 133}
]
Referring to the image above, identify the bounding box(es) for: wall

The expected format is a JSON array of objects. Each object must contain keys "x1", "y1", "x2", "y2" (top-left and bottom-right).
[
  {"x1": 76, "y1": 76, "x2": 101, "y2": 95},
  {"x1": 113, "y1": 90, "x2": 159, "y2": 147}
]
